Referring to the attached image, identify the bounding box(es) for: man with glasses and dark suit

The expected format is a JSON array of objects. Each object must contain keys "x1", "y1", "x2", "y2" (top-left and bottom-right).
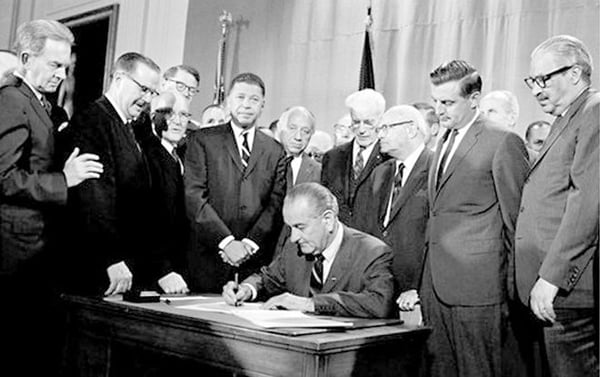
[
  {"x1": 61, "y1": 52, "x2": 161, "y2": 296},
  {"x1": 516, "y1": 35, "x2": 599, "y2": 376}
]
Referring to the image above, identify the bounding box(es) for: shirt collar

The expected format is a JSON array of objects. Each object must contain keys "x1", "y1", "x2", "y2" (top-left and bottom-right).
[
  {"x1": 353, "y1": 139, "x2": 376, "y2": 156},
  {"x1": 321, "y1": 220, "x2": 344, "y2": 262},
  {"x1": 160, "y1": 138, "x2": 176, "y2": 155},
  {"x1": 455, "y1": 109, "x2": 479, "y2": 136},
  {"x1": 400, "y1": 143, "x2": 425, "y2": 173},
  {"x1": 104, "y1": 92, "x2": 130, "y2": 124},
  {"x1": 13, "y1": 71, "x2": 43, "y2": 103},
  {"x1": 230, "y1": 121, "x2": 256, "y2": 139}
]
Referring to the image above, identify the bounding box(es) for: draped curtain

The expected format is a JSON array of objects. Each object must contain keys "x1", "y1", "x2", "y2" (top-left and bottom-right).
[{"x1": 261, "y1": 0, "x2": 599, "y2": 137}]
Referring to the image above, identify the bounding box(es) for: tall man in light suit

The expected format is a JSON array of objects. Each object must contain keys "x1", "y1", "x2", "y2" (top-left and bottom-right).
[
  {"x1": 0, "y1": 19, "x2": 102, "y2": 376},
  {"x1": 516, "y1": 35, "x2": 599, "y2": 376},
  {"x1": 184, "y1": 73, "x2": 287, "y2": 293},
  {"x1": 321, "y1": 89, "x2": 387, "y2": 226},
  {"x1": 423, "y1": 60, "x2": 529, "y2": 377},
  {"x1": 354, "y1": 105, "x2": 432, "y2": 308}
]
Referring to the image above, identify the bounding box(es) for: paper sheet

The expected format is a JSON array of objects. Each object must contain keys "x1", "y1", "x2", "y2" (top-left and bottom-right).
[{"x1": 177, "y1": 301, "x2": 353, "y2": 328}]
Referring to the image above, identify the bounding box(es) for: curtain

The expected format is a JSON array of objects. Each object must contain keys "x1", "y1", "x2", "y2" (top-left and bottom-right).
[{"x1": 259, "y1": 0, "x2": 599, "y2": 137}]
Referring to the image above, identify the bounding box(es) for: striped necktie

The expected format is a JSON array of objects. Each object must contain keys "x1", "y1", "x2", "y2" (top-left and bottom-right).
[
  {"x1": 309, "y1": 254, "x2": 325, "y2": 296},
  {"x1": 353, "y1": 145, "x2": 366, "y2": 180},
  {"x1": 241, "y1": 131, "x2": 251, "y2": 168},
  {"x1": 436, "y1": 128, "x2": 458, "y2": 190}
]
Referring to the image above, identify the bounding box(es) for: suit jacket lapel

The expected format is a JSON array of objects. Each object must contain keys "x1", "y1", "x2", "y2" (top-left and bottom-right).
[
  {"x1": 244, "y1": 129, "x2": 266, "y2": 177},
  {"x1": 372, "y1": 161, "x2": 394, "y2": 226},
  {"x1": 436, "y1": 120, "x2": 481, "y2": 196},
  {"x1": 357, "y1": 141, "x2": 382, "y2": 185},
  {"x1": 529, "y1": 88, "x2": 592, "y2": 173},
  {"x1": 223, "y1": 123, "x2": 245, "y2": 173},
  {"x1": 387, "y1": 150, "x2": 429, "y2": 226},
  {"x1": 322, "y1": 226, "x2": 352, "y2": 292},
  {"x1": 428, "y1": 139, "x2": 443, "y2": 205},
  {"x1": 15, "y1": 79, "x2": 53, "y2": 131},
  {"x1": 296, "y1": 154, "x2": 313, "y2": 184}
]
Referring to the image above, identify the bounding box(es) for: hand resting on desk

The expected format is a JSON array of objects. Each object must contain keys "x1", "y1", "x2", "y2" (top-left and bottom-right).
[
  {"x1": 262, "y1": 293, "x2": 315, "y2": 312},
  {"x1": 158, "y1": 272, "x2": 190, "y2": 294}
]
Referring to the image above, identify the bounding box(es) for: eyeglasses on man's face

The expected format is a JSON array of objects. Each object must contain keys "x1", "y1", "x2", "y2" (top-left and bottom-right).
[
  {"x1": 376, "y1": 120, "x2": 414, "y2": 133},
  {"x1": 169, "y1": 111, "x2": 193, "y2": 123},
  {"x1": 121, "y1": 72, "x2": 159, "y2": 97},
  {"x1": 166, "y1": 78, "x2": 200, "y2": 96},
  {"x1": 524, "y1": 65, "x2": 574, "y2": 89}
]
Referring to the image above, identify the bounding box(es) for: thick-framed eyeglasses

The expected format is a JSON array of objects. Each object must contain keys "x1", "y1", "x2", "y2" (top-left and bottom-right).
[
  {"x1": 524, "y1": 65, "x2": 574, "y2": 89},
  {"x1": 376, "y1": 120, "x2": 413, "y2": 133},
  {"x1": 121, "y1": 72, "x2": 159, "y2": 97},
  {"x1": 166, "y1": 78, "x2": 200, "y2": 96}
]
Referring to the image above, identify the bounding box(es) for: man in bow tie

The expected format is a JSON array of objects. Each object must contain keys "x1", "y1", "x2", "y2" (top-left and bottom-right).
[{"x1": 222, "y1": 182, "x2": 395, "y2": 318}]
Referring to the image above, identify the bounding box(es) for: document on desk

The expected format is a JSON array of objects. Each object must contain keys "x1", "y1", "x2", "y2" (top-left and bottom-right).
[{"x1": 177, "y1": 301, "x2": 353, "y2": 328}]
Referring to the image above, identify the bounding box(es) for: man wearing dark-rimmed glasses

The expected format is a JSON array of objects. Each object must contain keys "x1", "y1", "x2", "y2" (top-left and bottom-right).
[
  {"x1": 515, "y1": 35, "x2": 599, "y2": 377},
  {"x1": 60, "y1": 52, "x2": 162, "y2": 296},
  {"x1": 161, "y1": 64, "x2": 200, "y2": 103}
]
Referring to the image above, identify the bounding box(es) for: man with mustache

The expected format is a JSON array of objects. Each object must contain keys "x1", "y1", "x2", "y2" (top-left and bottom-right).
[
  {"x1": 516, "y1": 35, "x2": 599, "y2": 376},
  {"x1": 61, "y1": 52, "x2": 161, "y2": 296}
]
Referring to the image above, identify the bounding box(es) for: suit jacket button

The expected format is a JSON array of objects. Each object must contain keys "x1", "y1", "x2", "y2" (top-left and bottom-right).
[
  {"x1": 382, "y1": 230, "x2": 388, "y2": 237},
  {"x1": 519, "y1": 206, "x2": 524, "y2": 213}
]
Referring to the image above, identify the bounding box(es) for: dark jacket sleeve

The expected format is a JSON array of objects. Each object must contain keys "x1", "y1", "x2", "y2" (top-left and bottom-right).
[{"x1": 312, "y1": 246, "x2": 396, "y2": 319}]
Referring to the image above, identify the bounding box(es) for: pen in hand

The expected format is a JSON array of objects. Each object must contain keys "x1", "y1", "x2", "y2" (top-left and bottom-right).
[{"x1": 233, "y1": 272, "x2": 241, "y2": 307}]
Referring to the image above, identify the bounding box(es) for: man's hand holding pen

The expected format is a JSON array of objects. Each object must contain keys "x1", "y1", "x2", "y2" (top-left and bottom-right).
[{"x1": 223, "y1": 280, "x2": 252, "y2": 306}]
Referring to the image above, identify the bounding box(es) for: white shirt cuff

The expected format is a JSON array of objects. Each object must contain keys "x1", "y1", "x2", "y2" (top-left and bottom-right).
[
  {"x1": 218, "y1": 235, "x2": 235, "y2": 250},
  {"x1": 241, "y1": 238, "x2": 260, "y2": 255},
  {"x1": 242, "y1": 283, "x2": 257, "y2": 300}
]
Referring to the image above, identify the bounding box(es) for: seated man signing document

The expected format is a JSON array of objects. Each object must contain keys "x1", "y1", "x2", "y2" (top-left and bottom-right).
[{"x1": 222, "y1": 182, "x2": 395, "y2": 318}]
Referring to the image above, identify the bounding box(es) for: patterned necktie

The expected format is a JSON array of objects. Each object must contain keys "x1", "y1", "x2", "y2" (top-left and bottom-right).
[
  {"x1": 40, "y1": 95, "x2": 52, "y2": 116},
  {"x1": 391, "y1": 162, "x2": 405, "y2": 208},
  {"x1": 436, "y1": 128, "x2": 458, "y2": 191},
  {"x1": 353, "y1": 145, "x2": 366, "y2": 180},
  {"x1": 309, "y1": 254, "x2": 325, "y2": 296},
  {"x1": 241, "y1": 131, "x2": 251, "y2": 168},
  {"x1": 125, "y1": 120, "x2": 141, "y2": 153}
]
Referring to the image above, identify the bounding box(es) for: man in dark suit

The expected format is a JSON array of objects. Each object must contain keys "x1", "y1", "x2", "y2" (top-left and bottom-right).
[
  {"x1": 62, "y1": 52, "x2": 161, "y2": 296},
  {"x1": 0, "y1": 19, "x2": 103, "y2": 376},
  {"x1": 321, "y1": 89, "x2": 387, "y2": 226},
  {"x1": 278, "y1": 106, "x2": 321, "y2": 191},
  {"x1": 516, "y1": 35, "x2": 599, "y2": 376},
  {"x1": 354, "y1": 105, "x2": 432, "y2": 311},
  {"x1": 222, "y1": 183, "x2": 395, "y2": 318},
  {"x1": 184, "y1": 72, "x2": 287, "y2": 293},
  {"x1": 141, "y1": 92, "x2": 191, "y2": 294},
  {"x1": 422, "y1": 60, "x2": 529, "y2": 377}
]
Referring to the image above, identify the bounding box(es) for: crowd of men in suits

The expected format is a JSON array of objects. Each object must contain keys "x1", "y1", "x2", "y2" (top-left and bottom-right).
[{"x1": 0, "y1": 18, "x2": 597, "y2": 377}]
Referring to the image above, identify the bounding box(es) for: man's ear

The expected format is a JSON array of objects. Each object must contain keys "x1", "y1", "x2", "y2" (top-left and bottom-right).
[
  {"x1": 469, "y1": 91, "x2": 481, "y2": 109},
  {"x1": 569, "y1": 65, "x2": 583, "y2": 85},
  {"x1": 322, "y1": 210, "x2": 335, "y2": 232}
]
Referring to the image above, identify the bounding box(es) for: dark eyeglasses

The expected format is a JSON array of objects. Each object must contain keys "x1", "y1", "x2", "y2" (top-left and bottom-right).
[
  {"x1": 166, "y1": 78, "x2": 200, "y2": 96},
  {"x1": 122, "y1": 72, "x2": 159, "y2": 97},
  {"x1": 524, "y1": 65, "x2": 574, "y2": 89},
  {"x1": 376, "y1": 120, "x2": 414, "y2": 133}
]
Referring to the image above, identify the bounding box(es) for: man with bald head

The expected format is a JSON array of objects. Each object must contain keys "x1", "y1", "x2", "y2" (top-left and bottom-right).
[
  {"x1": 62, "y1": 52, "x2": 162, "y2": 295},
  {"x1": 355, "y1": 105, "x2": 432, "y2": 313},
  {"x1": 321, "y1": 89, "x2": 388, "y2": 225},
  {"x1": 516, "y1": 35, "x2": 599, "y2": 376},
  {"x1": 479, "y1": 90, "x2": 520, "y2": 129},
  {"x1": 278, "y1": 106, "x2": 321, "y2": 191}
]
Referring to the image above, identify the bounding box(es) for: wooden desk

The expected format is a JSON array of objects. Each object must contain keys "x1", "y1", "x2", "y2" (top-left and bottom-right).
[{"x1": 62, "y1": 295, "x2": 429, "y2": 377}]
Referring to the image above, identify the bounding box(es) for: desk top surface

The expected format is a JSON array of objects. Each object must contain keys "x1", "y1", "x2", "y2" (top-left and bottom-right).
[{"x1": 63, "y1": 294, "x2": 430, "y2": 352}]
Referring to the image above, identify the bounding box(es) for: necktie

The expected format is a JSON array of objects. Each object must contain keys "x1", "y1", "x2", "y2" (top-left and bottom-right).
[
  {"x1": 172, "y1": 147, "x2": 183, "y2": 175},
  {"x1": 125, "y1": 120, "x2": 141, "y2": 153},
  {"x1": 285, "y1": 155, "x2": 295, "y2": 190},
  {"x1": 241, "y1": 131, "x2": 251, "y2": 168},
  {"x1": 309, "y1": 254, "x2": 325, "y2": 296},
  {"x1": 436, "y1": 128, "x2": 458, "y2": 191},
  {"x1": 41, "y1": 95, "x2": 52, "y2": 115},
  {"x1": 390, "y1": 162, "x2": 405, "y2": 209},
  {"x1": 353, "y1": 145, "x2": 366, "y2": 180}
]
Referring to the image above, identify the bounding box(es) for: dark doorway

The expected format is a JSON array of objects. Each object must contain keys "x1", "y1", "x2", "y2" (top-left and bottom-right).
[{"x1": 54, "y1": 5, "x2": 119, "y2": 118}]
